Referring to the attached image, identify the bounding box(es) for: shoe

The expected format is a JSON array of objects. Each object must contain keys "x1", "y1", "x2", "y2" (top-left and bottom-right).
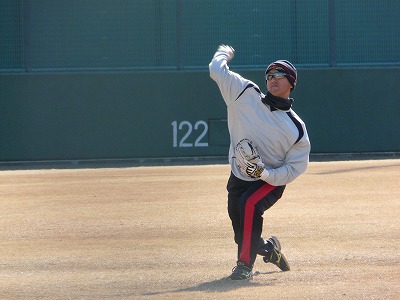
[
  {"x1": 260, "y1": 236, "x2": 290, "y2": 271},
  {"x1": 258, "y1": 236, "x2": 281, "y2": 251},
  {"x1": 227, "y1": 261, "x2": 253, "y2": 280}
]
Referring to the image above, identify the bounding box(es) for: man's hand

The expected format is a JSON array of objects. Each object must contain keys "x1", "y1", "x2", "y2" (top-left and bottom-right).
[
  {"x1": 234, "y1": 139, "x2": 269, "y2": 181},
  {"x1": 214, "y1": 44, "x2": 235, "y2": 62},
  {"x1": 245, "y1": 162, "x2": 268, "y2": 178}
]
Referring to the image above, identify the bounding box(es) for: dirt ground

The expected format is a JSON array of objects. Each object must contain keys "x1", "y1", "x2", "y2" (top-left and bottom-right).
[{"x1": 0, "y1": 159, "x2": 399, "y2": 300}]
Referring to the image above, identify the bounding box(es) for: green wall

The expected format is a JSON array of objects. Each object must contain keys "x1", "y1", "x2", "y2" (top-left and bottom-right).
[
  {"x1": 1, "y1": 68, "x2": 399, "y2": 162},
  {"x1": 3, "y1": 1, "x2": 400, "y2": 71}
]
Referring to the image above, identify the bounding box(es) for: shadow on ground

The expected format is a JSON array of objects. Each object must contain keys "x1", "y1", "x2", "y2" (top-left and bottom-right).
[{"x1": 143, "y1": 271, "x2": 278, "y2": 296}]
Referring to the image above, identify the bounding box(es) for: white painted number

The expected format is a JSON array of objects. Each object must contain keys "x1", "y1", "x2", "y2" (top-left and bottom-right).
[
  {"x1": 171, "y1": 120, "x2": 209, "y2": 148},
  {"x1": 194, "y1": 120, "x2": 208, "y2": 147},
  {"x1": 178, "y1": 121, "x2": 193, "y2": 147}
]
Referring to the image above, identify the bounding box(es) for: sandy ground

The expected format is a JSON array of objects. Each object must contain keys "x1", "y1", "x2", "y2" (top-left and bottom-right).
[{"x1": 0, "y1": 159, "x2": 399, "y2": 300}]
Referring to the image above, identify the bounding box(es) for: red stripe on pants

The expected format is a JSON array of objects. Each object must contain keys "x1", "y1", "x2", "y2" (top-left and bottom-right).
[{"x1": 239, "y1": 183, "x2": 276, "y2": 265}]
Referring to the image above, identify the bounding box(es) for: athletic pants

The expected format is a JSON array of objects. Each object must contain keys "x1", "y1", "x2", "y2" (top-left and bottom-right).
[{"x1": 227, "y1": 172, "x2": 286, "y2": 268}]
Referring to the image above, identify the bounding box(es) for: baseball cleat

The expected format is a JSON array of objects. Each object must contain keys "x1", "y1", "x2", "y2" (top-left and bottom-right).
[
  {"x1": 227, "y1": 261, "x2": 253, "y2": 281},
  {"x1": 259, "y1": 236, "x2": 290, "y2": 271}
]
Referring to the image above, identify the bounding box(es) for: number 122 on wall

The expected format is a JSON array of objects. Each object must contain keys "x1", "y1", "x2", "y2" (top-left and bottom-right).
[{"x1": 171, "y1": 120, "x2": 208, "y2": 148}]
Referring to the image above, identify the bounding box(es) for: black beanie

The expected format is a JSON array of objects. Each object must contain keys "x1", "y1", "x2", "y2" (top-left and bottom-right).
[{"x1": 265, "y1": 60, "x2": 297, "y2": 90}]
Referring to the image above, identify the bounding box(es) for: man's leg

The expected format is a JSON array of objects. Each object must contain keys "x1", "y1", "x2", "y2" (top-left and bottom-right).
[{"x1": 237, "y1": 182, "x2": 279, "y2": 267}]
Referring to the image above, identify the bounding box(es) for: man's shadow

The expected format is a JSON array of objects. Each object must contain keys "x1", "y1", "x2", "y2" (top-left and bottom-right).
[{"x1": 142, "y1": 271, "x2": 278, "y2": 296}]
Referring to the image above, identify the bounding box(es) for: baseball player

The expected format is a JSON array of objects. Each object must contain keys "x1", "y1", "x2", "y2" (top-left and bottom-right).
[{"x1": 209, "y1": 45, "x2": 311, "y2": 280}]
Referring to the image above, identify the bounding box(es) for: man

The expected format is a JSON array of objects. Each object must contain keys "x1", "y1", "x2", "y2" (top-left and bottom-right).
[{"x1": 209, "y1": 45, "x2": 311, "y2": 280}]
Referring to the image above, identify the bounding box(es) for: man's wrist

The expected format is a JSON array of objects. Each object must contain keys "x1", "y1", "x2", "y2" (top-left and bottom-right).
[{"x1": 259, "y1": 169, "x2": 269, "y2": 181}]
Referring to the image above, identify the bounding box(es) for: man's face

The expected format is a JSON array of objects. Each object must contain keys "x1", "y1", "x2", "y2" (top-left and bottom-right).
[{"x1": 266, "y1": 69, "x2": 292, "y2": 99}]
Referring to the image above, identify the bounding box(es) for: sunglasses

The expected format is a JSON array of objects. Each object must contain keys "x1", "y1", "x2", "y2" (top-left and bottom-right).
[{"x1": 266, "y1": 72, "x2": 287, "y2": 81}]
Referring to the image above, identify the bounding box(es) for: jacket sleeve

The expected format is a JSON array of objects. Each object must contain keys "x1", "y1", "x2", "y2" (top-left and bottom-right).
[
  {"x1": 209, "y1": 49, "x2": 252, "y2": 105},
  {"x1": 265, "y1": 127, "x2": 311, "y2": 186}
]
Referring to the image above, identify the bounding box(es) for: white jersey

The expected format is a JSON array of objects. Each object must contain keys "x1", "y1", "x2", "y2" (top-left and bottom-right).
[{"x1": 209, "y1": 52, "x2": 311, "y2": 186}]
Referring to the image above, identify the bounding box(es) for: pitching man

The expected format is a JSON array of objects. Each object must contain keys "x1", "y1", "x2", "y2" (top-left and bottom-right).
[{"x1": 209, "y1": 45, "x2": 311, "y2": 280}]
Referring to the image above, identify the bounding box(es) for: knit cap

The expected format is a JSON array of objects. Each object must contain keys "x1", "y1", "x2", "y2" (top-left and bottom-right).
[{"x1": 265, "y1": 60, "x2": 297, "y2": 90}]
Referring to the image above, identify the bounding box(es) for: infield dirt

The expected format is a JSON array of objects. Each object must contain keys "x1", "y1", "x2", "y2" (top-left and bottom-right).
[{"x1": 0, "y1": 159, "x2": 399, "y2": 299}]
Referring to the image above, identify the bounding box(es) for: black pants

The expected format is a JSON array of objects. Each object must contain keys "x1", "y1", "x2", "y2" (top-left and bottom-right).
[{"x1": 227, "y1": 172, "x2": 285, "y2": 267}]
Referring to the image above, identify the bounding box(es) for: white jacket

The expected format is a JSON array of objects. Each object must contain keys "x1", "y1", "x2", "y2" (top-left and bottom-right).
[{"x1": 209, "y1": 49, "x2": 311, "y2": 186}]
